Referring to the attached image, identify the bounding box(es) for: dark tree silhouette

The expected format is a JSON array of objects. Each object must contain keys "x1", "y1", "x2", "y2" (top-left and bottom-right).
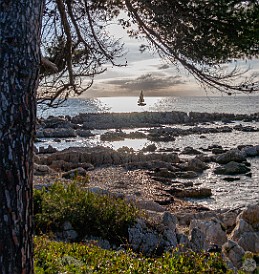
[
  {"x1": 0, "y1": 2, "x2": 43, "y2": 272},
  {"x1": 121, "y1": 0, "x2": 259, "y2": 93}
]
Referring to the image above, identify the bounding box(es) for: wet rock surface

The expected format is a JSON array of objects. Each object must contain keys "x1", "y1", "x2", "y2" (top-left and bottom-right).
[{"x1": 214, "y1": 161, "x2": 251, "y2": 175}]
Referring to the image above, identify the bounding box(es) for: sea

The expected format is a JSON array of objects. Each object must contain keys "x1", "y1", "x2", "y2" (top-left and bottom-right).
[
  {"x1": 38, "y1": 95, "x2": 259, "y2": 118},
  {"x1": 37, "y1": 95, "x2": 259, "y2": 210}
]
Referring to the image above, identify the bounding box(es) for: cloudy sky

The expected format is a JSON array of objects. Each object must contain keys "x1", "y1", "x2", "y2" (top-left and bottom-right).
[{"x1": 83, "y1": 21, "x2": 259, "y2": 98}]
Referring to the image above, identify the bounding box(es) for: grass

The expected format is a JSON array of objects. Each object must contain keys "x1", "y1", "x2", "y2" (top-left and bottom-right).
[
  {"x1": 34, "y1": 236, "x2": 233, "y2": 274},
  {"x1": 34, "y1": 181, "x2": 138, "y2": 244}
]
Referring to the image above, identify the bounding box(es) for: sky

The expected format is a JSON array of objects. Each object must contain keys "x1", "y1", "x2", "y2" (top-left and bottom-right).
[{"x1": 82, "y1": 18, "x2": 259, "y2": 98}]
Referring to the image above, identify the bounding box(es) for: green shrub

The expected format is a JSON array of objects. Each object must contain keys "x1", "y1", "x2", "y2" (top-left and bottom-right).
[
  {"x1": 34, "y1": 182, "x2": 138, "y2": 244},
  {"x1": 34, "y1": 236, "x2": 234, "y2": 273}
]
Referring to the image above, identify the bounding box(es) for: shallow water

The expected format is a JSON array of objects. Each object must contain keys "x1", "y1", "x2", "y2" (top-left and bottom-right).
[
  {"x1": 36, "y1": 96, "x2": 259, "y2": 209},
  {"x1": 36, "y1": 119, "x2": 259, "y2": 210}
]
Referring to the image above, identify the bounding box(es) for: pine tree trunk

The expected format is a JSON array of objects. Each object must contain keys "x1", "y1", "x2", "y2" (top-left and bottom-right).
[{"x1": 0, "y1": 1, "x2": 43, "y2": 273}]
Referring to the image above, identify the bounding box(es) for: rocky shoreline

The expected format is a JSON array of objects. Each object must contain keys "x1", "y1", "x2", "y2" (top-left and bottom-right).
[
  {"x1": 36, "y1": 110, "x2": 259, "y2": 138},
  {"x1": 34, "y1": 110, "x2": 259, "y2": 271}
]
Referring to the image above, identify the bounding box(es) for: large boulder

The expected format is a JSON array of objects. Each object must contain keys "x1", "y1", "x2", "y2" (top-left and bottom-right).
[
  {"x1": 128, "y1": 212, "x2": 178, "y2": 255},
  {"x1": 176, "y1": 211, "x2": 218, "y2": 226},
  {"x1": 128, "y1": 215, "x2": 178, "y2": 255},
  {"x1": 238, "y1": 204, "x2": 259, "y2": 230},
  {"x1": 214, "y1": 161, "x2": 250, "y2": 175},
  {"x1": 230, "y1": 205, "x2": 259, "y2": 253},
  {"x1": 215, "y1": 149, "x2": 246, "y2": 164},
  {"x1": 189, "y1": 218, "x2": 227, "y2": 251},
  {"x1": 222, "y1": 240, "x2": 245, "y2": 269},
  {"x1": 218, "y1": 210, "x2": 239, "y2": 233},
  {"x1": 189, "y1": 227, "x2": 206, "y2": 252}
]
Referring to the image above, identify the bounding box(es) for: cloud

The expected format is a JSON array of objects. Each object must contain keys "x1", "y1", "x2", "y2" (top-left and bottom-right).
[
  {"x1": 158, "y1": 64, "x2": 170, "y2": 70},
  {"x1": 105, "y1": 73, "x2": 185, "y2": 92}
]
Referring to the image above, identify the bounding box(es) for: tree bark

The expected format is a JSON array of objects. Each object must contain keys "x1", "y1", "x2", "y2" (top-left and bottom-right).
[{"x1": 0, "y1": 1, "x2": 43, "y2": 273}]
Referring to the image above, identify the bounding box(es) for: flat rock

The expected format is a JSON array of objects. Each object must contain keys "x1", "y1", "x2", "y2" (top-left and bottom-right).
[
  {"x1": 215, "y1": 149, "x2": 246, "y2": 164},
  {"x1": 214, "y1": 161, "x2": 250, "y2": 175},
  {"x1": 166, "y1": 187, "x2": 212, "y2": 198}
]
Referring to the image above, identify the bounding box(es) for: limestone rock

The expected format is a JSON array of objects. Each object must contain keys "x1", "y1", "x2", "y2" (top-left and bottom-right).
[
  {"x1": 180, "y1": 157, "x2": 209, "y2": 172},
  {"x1": 151, "y1": 168, "x2": 176, "y2": 179},
  {"x1": 34, "y1": 163, "x2": 56, "y2": 176},
  {"x1": 128, "y1": 218, "x2": 160, "y2": 255},
  {"x1": 176, "y1": 233, "x2": 192, "y2": 251},
  {"x1": 168, "y1": 187, "x2": 212, "y2": 198},
  {"x1": 175, "y1": 171, "x2": 198, "y2": 179},
  {"x1": 215, "y1": 149, "x2": 246, "y2": 164},
  {"x1": 100, "y1": 131, "x2": 126, "y2": 141},
  {"x1": 39, "y1": 146, "x2": 180, "y2": 170},
  {"x1": 241, "y1": 255, "x2": 257, "y2": 273},
  {"x1": 129, "y1": 198, "x2": 166, "y2": 212},
  {"x1": 230, "y1": 215, "x2": 259, "y2": 253},
  {"x1": 189, "y1": 218, "x2": 227, "y2": 251},
  {"x1": 142, "y1": 144, "x2": 157, "y2": 152},
  {"x1": 62, "y1": 221, "x2": 78, "y2": 242},
  {"x1": 218, "y1": 211, "x2": 239, "y2": 233},
  {"x1": 39, "y1": 145, "x2": 58, "y2": 154},
  {"x1": 189, "y1": 227, "x2": 205, "y2": 252},
  {"x1": 43, "y1": 116, "x2": 73, "y2": 129},
  {"x1": 238, "y1": 204, "x2": 259, "y2": 230},
  {"x1": 222, "y1": 240, "x2": 245, "y2": 269},
  {"x1": 74, "y1": 111, "x2": 189, "y2": 129},
  {"x1": 237, "y1": 232, "x2": 259, "y2": 253},
  {"x1": 214, "y1": 161, "x2": 250, "y2": 175},
  {"x1": 181, "y1": 146, "x2": 202, "y2": 155},
  {"x1": 76, "y1": 129, "x2": 94, "y2": 137},
  {"x1": 162, "y1": 211, "x2": 178, "y2": 231},
  {"x1": 128, "y1": 217, "x2": 178, "y2": 255},
  {"x1": 241, "y1": 146, "x2": 258, "y2": 157},
  {"x1": 42, "y1": 128, "x2": 77, "y2": 138},
  {"x1": 146, "y1": 211, "x2": 178, "y2": 231}
]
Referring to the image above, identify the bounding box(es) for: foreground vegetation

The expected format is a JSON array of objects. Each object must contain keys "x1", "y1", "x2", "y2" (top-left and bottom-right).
[
  {"x1": 34, "y1": 181, "x2": 138, "y2": 244},
  {"x1": 32, "y1": 181, "x2": 238, "y2": 273},
  {"x1": 34, "y1": 236, "x2": 232, "y2": 273}
]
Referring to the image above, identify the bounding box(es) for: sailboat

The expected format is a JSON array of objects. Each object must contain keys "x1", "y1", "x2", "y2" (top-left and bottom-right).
[{"x1": 137, "y1": 90, "x2": 146, "y2": 106}]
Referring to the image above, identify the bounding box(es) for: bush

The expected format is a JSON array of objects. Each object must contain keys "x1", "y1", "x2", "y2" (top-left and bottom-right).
[
  {"x1": 34, "y1": 182, "x2": 138, "y2": 244},
  {"x1": 34, "y1": 236, "x2": 233, "y2": 273}
]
